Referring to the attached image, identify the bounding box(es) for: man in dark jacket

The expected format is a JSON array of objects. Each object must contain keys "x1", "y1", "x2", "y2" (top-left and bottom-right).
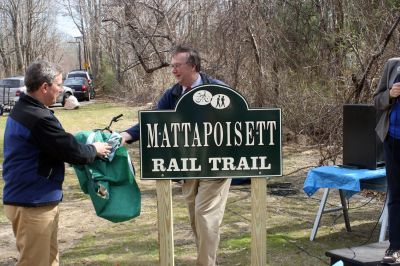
[
  {"x1": 121, "y1": 45, "x2": 230, "y2": 266},
  {"x1": 374, "y1": 57, "x2": 400, "y2": 264},
  {"x1": 2, "y1": 60, "x2": 111, "y2": 266}
]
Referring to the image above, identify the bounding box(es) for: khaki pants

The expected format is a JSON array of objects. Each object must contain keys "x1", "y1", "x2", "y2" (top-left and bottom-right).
[
  {"x1": 182, "y1": 179, "x2": 231, "y2": 266},
  {"x1": 4, "y1": 204, "x2": 60, "y2": 266}
]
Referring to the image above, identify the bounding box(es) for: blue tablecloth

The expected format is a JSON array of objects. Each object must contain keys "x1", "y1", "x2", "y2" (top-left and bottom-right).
[{"x1": 303, "y1": 166, "x2": 386, "y2": 197}]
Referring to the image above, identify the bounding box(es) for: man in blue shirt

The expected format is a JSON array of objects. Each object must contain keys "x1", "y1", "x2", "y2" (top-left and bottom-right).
[{"x1": 121, "y1": 45, "x2": 231, "y2": 266}]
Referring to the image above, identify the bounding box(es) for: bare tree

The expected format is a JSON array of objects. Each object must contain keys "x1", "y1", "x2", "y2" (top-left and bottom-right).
[
  {"x1": 2, "y1": 0, "x2": 24, "y2": 73},
  {"x1": 0, "y1": 0, "x2": 62, "y2": 76}
]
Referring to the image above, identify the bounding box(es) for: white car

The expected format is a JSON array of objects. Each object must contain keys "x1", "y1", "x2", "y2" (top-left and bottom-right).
[
  {"x1": 0, "y1": 76, "x2": 26, "y2": 105},
  {"x1": 57, "y1": 86, "x2": 74, "y2": 106}
]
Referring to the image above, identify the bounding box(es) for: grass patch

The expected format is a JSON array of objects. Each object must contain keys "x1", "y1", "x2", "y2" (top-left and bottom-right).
[
  {"x1": 55, "y1": 101, "x2": 139, "y2": 134},
  {"x1": 62, "y1": 223, "x2": 159, "y2": 265}
]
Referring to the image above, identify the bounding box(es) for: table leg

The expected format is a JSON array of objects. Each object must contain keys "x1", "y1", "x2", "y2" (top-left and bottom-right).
[
  {"x1": 310, "y1": 188, "x2": 352, "y2": 241},
  {"x1": 379, "y1": 197, "x2": 389, "y2": 242},
  {"x1": 339, "y1": 189, "x2": 351, "y2": 232},
  {"x1": 310, "y1": 188, "x2": 330, "y2": 241}
]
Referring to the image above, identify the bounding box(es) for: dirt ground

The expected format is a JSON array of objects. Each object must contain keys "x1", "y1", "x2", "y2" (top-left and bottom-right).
[{"x1": 0, "y1": 197, "x2": 108, "y2": 265}]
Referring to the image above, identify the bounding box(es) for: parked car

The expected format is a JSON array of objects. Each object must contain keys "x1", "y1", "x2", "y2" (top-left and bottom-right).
[
  {"x1": 57, "y1": 86, "x2": 74, "y2": 106},
  {"x1": 66, "y1": 70, "x2": 95, "y2": 99},
  {"x1": 0, "y1": 76, "x2": 25, "y2": 114},
  {"x1": 63, "y1": 78, "x2": 91, "y2": 101},
  {"x1": 67, "y1": 70, "x2": 92, "y2": 82}
]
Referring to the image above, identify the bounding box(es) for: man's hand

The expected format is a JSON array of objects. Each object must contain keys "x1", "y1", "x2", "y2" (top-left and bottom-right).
[
  {"x1": 120, "y1": 132, "x2": 133, "y2": 146},
  {"x1": 92, "y1": 142, "x2": 112, "y2": 157},
  {"x1": 390, "y1": 82, "x2": 400, "y2": 98}
]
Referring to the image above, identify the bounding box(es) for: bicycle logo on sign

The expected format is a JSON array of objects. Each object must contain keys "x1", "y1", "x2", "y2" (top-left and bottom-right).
[{"x1": 193, "y1": 90, "x2": 212, "y2": 105}]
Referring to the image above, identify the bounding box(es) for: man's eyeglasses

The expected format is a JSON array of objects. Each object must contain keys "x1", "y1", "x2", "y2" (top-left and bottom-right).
[{"x1": 170, "y1": 62, "x2": 188, "y2": 69}]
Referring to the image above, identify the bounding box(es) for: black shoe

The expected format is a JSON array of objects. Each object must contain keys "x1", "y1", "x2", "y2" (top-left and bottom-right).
[{"x1": 382, "y1": 249, "x2": 400, "y2": 265}]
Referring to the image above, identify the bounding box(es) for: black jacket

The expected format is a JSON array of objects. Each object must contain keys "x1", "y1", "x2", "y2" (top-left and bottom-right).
[{"x1": 3, "y1": 94, "x2": 97, "y2": 206}]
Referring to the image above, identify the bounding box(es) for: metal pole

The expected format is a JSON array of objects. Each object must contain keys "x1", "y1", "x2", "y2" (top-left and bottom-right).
[
  {"x1": 78, "y1": 41, "x2": 82, "y2": 70},
  {"x1": 68, "y1": 40, "x2": 81, "y2": 70},
  {"x1": 74, "y1": 37, "x2": 82, "y2": 70}
]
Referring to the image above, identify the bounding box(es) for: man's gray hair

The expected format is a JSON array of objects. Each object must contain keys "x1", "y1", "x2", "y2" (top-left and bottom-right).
[
  {"x1": 25, "y1": 60, "x2": 63, "y2": 93},
  {"x1": 171, "y1": 45, "x2": 201, "y2": 72}
]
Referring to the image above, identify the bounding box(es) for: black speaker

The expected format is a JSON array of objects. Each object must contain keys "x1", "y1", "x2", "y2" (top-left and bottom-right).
[{"x1": 343, "y1": 104, "x2": 384, "y2": 169}]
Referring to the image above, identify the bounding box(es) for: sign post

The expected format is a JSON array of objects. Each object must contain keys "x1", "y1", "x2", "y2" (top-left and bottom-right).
[
  {"x1": 156, "y1": 180, "x2": 174, "y2": 266},
  {"x1": 139, "y1": 85, "x2": 282, "y2": 265},
  {"x1": 251, "y1": 178, "x2": 267, "y2": 266}
]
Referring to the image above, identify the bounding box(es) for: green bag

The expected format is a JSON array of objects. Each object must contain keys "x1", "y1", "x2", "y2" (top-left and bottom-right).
[{"x1": 73, "y1": 130, "x2": 141, "y2": 223}]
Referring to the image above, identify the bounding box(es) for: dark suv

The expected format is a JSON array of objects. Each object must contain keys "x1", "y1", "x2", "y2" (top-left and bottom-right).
[
  {"x1": 63, "y1": 78, "x2": 91, "y2": 101},
  {"x1": 66, "y1": 70, "x2": 95, "y2": 99}
]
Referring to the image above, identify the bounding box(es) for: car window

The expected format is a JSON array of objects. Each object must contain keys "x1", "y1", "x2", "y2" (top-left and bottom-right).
[
  {"x1": 68, "y1": 73, "x2": 87, "y2": 79},
  {"x1": 64, "y1": 79, "x2": 85, "y2": 85},
  {"x1": 0, "y1": 79, "x2": 24, "y2": 87}
]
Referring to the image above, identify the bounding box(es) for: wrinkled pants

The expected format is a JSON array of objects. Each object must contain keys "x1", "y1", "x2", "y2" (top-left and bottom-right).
[
  {"x1": 182, "y1": 179, "x2": 231, "y2": 266},
  {"x1": 4, "y1": 204, "x2": 59, "y2": 266}
]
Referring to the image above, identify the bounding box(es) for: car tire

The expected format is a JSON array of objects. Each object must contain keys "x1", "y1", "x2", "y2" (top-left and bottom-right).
[{"x1": 62, "y1": 93, "x2": 71, "y2": 106}]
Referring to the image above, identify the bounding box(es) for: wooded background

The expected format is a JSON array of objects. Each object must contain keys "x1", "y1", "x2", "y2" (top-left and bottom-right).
[{"x1": 1, "y1": 0, "x2": 400, "y2": 164}]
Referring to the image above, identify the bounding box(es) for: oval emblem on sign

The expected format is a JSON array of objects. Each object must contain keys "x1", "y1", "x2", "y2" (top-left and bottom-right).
[
  {"x1": 211, "y1": 94, "x2": 230, "y2": 109},
  {"x1": 193, "y1": 90, "x2": 213, "y2": 105}
]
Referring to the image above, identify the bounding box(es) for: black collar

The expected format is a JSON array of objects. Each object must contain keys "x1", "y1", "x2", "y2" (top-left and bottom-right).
[{"x1": 21, "y1": 93, "x2": 54, "y2": 113}]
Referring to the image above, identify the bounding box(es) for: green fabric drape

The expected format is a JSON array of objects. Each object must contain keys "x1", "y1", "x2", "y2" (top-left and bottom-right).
[{"x1": 73, "y1": 130, "x2": 141, "y2": 223}]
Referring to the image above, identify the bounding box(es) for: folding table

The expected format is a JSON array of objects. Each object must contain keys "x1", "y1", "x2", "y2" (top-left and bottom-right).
[{"x1": 303, "y1": 166, "x2": 387, "y2": 241}]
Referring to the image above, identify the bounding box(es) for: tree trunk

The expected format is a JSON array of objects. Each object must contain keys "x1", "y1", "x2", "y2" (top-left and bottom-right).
[{"x1": 9, "y1": 0, "x2": 24, "y2": 74}]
